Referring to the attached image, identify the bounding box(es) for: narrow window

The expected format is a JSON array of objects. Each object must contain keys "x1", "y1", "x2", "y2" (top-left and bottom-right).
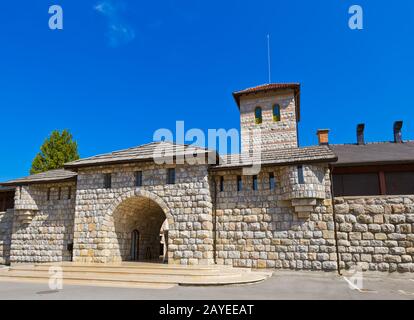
[
  {"x1": 58, "y1": 187, "x2": 62, "y2": 200},
  {"x1": 273, "y1": 104, "x2": 281, "y2": 122},
  {"x1": 19, "y1": 186, "x2": 22, "y2": 200},
  {"x1": 47, "y1": 188, "x2": 51, "y2": 201},
  {"x1": 297, "y1": 165, "x2": 305, "y2": 184},
  {"x1": 135, "y1": 171, "x2": 143, "y2": 187},
  {"x1": 219, "y1": 176, "x2": 224, "y2": 192},
  {"x1": 167, "y1": 168, "x2": 175, "y2": 185},
  {"x1": 104, "y1": 173, "x2": 112, "y2": 189},
  {"x1": 68, "y1": 186, "x2": 72, "y2": 200},
  {"x1": 252, "y1": 176, "x2": 257, "y2": 191},
  {"x1": 269, "y1": 172, "x2": 276, "y2": 190},
  {"x1": 237, "y1": 176, "x2": 243, "y2": 192},
  {"x1": 255, "y1": 107, "x2": 262, "y2": 124}
]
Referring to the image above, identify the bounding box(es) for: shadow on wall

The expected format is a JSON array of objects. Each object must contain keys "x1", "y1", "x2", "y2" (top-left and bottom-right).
[{"x1": 111, "y1": 196, "x2": 167, "y2": 262}]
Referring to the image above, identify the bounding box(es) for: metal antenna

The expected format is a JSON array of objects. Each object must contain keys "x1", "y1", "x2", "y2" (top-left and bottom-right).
[{"x1": 267, "y1": 34, "x2": 272, "y2": 84}]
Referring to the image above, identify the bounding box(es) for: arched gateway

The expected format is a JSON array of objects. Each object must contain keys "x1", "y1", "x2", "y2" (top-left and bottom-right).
[{"x1": 106, "y1": 189, "x2": 174, "y2": 263}]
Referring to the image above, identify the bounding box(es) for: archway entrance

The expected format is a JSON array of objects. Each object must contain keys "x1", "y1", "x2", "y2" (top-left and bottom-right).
[{"x1": 112, "y1": 196, "x2": 168, "y2": 263}]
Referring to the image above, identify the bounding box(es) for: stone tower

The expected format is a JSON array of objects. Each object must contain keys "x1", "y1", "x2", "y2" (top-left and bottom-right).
[{"x1": 233, "y1": 83, "x2": 300, "y2": 153}]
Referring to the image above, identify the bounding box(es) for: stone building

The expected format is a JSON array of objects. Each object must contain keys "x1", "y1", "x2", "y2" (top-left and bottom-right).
[{"x1": 0, "y1": 83, "x2": 413, "y2": 273}]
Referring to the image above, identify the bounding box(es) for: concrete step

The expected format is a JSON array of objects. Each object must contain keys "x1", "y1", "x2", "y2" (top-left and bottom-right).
[
  {"x1": 0, "y1": 264, "x2": 272, "y2": 287},
  {"x1": 12, "y1": 265, "x2": 251, "y2": 276}
]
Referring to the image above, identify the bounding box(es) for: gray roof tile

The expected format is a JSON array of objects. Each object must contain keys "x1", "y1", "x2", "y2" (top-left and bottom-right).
[
  {"x1": 64, "y1": 141, "x2": 215, "y2": 169},
  {"x1": 1, "y1": 169, "x2": 77, "y2": 186},
  {"x1": 214, "y1": 145, "x2": 337, "y2": 169},
  {"x1": 330, "y1": 141, "x2": 414, "y2": 166}
]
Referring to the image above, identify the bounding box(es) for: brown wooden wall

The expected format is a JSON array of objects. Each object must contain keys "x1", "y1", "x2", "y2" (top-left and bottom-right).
[{"x1": 333, "y1": 164, "x2": 414, "y2": 197}]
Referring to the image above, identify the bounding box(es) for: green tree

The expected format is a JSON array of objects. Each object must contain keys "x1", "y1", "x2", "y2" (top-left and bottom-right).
[{"x1": 30, "y1": 130, "x2": 80, "y2": 174}]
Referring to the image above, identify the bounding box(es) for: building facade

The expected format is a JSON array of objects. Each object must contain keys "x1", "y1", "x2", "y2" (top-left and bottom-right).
[{"x1": 1, "y1": 84, "x2": 413, "y2": 273}]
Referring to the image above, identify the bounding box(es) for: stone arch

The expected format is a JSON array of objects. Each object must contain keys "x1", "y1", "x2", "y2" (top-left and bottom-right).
[
  {"x1": 107, "y1": 189, "x2": 174, "y2": 226},
  {"x1": 106, "y1": 189, "x2": 174, "y2": 263}
]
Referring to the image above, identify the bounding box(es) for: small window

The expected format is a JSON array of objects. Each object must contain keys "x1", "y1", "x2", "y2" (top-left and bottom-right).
[
  {"x1": 104, "y1": 173, "x2": 112, "y2": 189},
  {"x1": 219, "y1": 176, "x2": 224, "y2": 192},
  {"x1": 135, "y1": 171, "x2": 143, "y2": 187},
  {"x1": 255, "y1": 107, "x2": 262, "y2": 124},
  {"x1": 273, "y1": 104, "x2": 281, "y2": 122},
  {"x1": 19, "y1": 186, "x2": 23, "y2": 200},
  {"x1": 58, "y1": 187, "x2": 62, "y2": 200},
  {"x1": 297, "y1": 166, "x2": 305, "y2": 184},
  {"x1": 68, "y1": 186, "x2": 72, "y2": 200},
  {"x1": 47, "y1": 188, "x2": 51, "y2": 201},
  {"x1": 167, "y1": 168, "x2": 176, "y2": 185},
  {"x1": 269, "y1": 172, "x2": 276, "y2": 190},
  {"x1": 237, "y1": 176, "x2": 243, "y2": 192},
  {"x1": 252, "y1": 175, "x2": 258, "y2": 191}
]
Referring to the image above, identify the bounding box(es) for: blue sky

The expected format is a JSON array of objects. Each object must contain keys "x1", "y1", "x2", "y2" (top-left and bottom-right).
[{"x1": 0, "y1": 0, "x2": 413, "y2": 181}]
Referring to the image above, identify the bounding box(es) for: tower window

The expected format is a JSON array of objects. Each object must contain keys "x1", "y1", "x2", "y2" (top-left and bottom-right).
[
  {"x1": 58, "y1": 187, "x2": 62, "y2": 200},
  {"x1": 252, "y1": 175, "x2": 258, "y2": 191},
  {"x1": 237, "y1": 176, "x2": 243, "y2": 192},
  {"x1": 219, "y1": 176, "x2": 224, "y2": 192},
  {"x1": 255, "y1": 107, "x2": 262, "y2": 124},
  {"x1": 104, "y1": 173, "x2": 112, "y2": 189},
  {"x1": 135, "y1": 171, "x2": 143, "y2": 187},
  {"x1": 297, "y1": 166, "x2": 305, "y2": 184},
  {"x1": 269, "y1": 172, "x2": 276, "y2": 190},
  {"x1": 68, "y1": 186, "x2": 72, "y2": 200},
  {"x1": 273, "y1": 104, "x2": 281, "y2": 122},
  {"x1": 167, "y1": 168, "x2": 176, "y2": 185},
  {"x1": 47, "y1": 188, "x2": 51, "y2": 201}
]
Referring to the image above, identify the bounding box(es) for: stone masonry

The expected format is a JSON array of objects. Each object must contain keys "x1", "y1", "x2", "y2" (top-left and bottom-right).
[
  {"x1": 10, "y1": 182, "x2": 76, "y2": 263},
  {"x1": 73, "y1": 162, "x2": 214, "y2": 265},
  {"x1": 335, "y1": 196, "x2": 414, "y2": 272},
  {"x1": 240, "y1": 90, "x2": 298, "y2": 154},
  {"x1": 0, "y1": 209, "x2": 13, "y2": 265},
  {"x1": 1, "y1": 84, "x2": 413, "y2": 273}
]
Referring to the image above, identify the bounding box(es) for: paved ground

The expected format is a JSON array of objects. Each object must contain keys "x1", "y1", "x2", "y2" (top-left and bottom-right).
[{"x1": 0, "y1": 270, "x2": 413, "y2": 300}]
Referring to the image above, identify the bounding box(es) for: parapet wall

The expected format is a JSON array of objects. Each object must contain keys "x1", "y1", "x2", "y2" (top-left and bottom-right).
[{"x1": 335, "y1": 196, "x2": 414, "y2": 272}]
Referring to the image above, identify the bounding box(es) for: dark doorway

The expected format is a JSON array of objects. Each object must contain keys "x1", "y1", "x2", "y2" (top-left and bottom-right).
[{"x1": 131, "y1": 230, "x2": 140, "y2": 261}]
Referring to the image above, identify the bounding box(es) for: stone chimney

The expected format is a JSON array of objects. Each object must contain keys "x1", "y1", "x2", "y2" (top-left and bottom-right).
[
  {"x1": 394, "y1": 121, "x2": 403, "y2": 143},
  {"x1": 357, "y1": 123, "x2": 365, "y2": 145},
  {"x1": 317, "y1": 129, "x2": 330, "y2": 146}
]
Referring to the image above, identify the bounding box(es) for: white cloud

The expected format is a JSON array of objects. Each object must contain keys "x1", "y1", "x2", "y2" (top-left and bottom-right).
[{"x1": 94, "y1": 0, "x2": 135, "y2": 47}]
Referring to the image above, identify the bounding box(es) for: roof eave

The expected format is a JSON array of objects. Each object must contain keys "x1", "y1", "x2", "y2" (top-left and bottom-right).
[
  {"x1": 0, "y1": 176, "x2": 77, "y2": 187},
  {"x1": 210, "y1": 156, "x2": 338, "y2": 171}
]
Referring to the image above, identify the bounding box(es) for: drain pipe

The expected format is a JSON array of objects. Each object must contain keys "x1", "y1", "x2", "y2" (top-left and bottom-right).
[
  {"x1": 213, "y1": 176, "x2": 218, "y2": 265},
  {"x1": 329, "y1": 164, "x2": 342, "y2": 276}
]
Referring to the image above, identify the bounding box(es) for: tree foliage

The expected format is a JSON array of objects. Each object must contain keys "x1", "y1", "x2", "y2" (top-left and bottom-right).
[{"x1": 30, "y1": 130, "x2": 80, "y2": 175}]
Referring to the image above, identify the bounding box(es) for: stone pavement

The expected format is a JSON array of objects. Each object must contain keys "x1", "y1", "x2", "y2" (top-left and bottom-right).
[{"x1": 0, "y1": 270, "x2": 412, "y2": 300}]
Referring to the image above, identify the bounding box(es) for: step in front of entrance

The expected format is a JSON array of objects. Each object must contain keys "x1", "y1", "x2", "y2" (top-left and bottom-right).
[{"x1": 0, "y1": 263, "x2": 272, "y2": 288}]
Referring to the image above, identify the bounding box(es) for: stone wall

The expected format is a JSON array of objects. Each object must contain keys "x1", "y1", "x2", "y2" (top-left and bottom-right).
[
  {"x1": 73, "y1": 162, "x2": 214, "y2": 265},
  {"x1": 0, "y1": 209, "x2": 13, "y2": 265},
  {"x1": 10, "y1": 182, "x2": 76, "y2": 263},
  {"x1": 239, "y1": 90, "x2": 298, "y2": 153},
  {"x1": 335, "y1": 196, "x2": 414, "y2": 272},
  {"x1": 213, "y1": 164, "x2": 338, "y2": 271}
]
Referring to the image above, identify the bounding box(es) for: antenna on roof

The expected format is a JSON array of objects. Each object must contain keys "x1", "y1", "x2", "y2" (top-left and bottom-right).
[{"x1": 267, "y1": 34, "x2": 272, "y2": 84}]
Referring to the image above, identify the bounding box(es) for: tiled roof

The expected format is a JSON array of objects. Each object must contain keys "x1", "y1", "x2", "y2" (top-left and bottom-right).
[
  {"x1": 233, "y1": 83, "x2": 300, "y2": 107},
  {"x1": 330, "y1": 141, "x2": 414, "y2": 166},
  {"x1": 0, "y1": 169, "x2": 77, "y2": 186},
  {"x1": 213, "y1": 145, "x2": 337, "y2": 170},
  {"x1": 64, "y1": 141, "x2": 216, "y2": 169}
]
